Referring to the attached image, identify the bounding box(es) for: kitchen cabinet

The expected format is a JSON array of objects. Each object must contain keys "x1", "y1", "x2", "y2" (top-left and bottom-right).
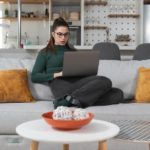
[
  {"x1": 51, "y1": 0, "x2": 81, "y2": 45},
  {"x1": 0, "y1": 0, "x2": 82, "y2": 48},
  {"x1": 0, "y1": 0, "x2": 143, "y2": 50},
  {"x1": 21, "y1": 1, "x2": 50, "y2": 46},
  {"x1": 0, "y1": 0, "x2": 50, "y2": 48}
]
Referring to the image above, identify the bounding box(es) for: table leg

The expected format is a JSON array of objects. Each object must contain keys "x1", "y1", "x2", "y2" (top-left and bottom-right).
[
  {"x1": 98, "y1": 140, "x2": 107, "y2": 150},
  {"x1": 63, "y1": 144, "x2": 69, "y2": 150},
  {"x1": 30, "y1": 141, "x2": 39, "y2": 150}
]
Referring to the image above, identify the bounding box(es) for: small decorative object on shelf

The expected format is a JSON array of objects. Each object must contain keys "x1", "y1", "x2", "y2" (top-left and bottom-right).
[
  {"x1": 60, "y1": 7, "x2": 69, "y2": 20},
  {"x1": 45, "y1": 8, "x2": 49, "y2": 17},
  {"x1": 69, "y1": 11, "x2": 80, "y2": 21},
  {"x1": 14, "y1": 9, "x2": 18, "y2": 17},
  {"x1": 85, "y1": 0, "x2": 92, "y2": 2},
  {"x1": 4, "y1": 8, "x2": 9, "y2": 17},
  {"x1": 115, "y1": 34, "x2": 131, "y2": 42},
  {"x1": 52, "y1": 13, "x2": 60, "y2": 20}
]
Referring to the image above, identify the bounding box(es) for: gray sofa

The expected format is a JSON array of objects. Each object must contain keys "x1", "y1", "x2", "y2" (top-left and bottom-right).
[{"x1": 0, "y1": 49, "x2": 149, "y2": 150}]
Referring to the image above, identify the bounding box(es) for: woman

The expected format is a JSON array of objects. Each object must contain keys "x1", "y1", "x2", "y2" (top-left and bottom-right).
[{"x1": 31, "y1": 17, "x2": 124, "y2": 108}]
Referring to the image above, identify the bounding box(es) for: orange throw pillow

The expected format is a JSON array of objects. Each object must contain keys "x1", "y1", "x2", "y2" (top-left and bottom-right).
[
  {"x1": 0, "y1": 69, "x2": 34, "y2": 103},
  {"x1": 135, "y1": 67, "x2": 150, "y2": 103}
]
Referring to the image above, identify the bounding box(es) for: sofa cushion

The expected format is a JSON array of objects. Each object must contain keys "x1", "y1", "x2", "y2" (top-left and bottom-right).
[
  {"x1": 0, "y1": 69, "x2": 34, "y2": 103},
  {"x1": 86, "y1": 103, "x2": 150, "y2": 122},
  {"x1": 135, "y1": 67, "x2": 150, "y2": 102},
  {"x1": 97, "y1": 59, "x2": 150, "y2": 100},
  {"x1": 0, "y1": 101, "x2": 54, "y2": 134},
  {"x1": 0, "y1": 58, "x2": 54, "y2": 101}
]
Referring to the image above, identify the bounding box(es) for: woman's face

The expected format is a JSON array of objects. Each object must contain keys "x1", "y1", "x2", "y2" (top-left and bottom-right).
[{"x1": 52, "y1": 26, "x2": 69, "y2": 45}]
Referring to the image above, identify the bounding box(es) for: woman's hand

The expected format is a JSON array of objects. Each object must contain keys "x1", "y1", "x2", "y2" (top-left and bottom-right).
[{"x1": 54, "y1": 71, "x2": 63, "y2": 78}]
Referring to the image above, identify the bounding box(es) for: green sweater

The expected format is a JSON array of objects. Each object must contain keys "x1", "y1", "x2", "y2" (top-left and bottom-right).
[{"x1": 31, "y1": 45, "x2": 69, "y2": 83}]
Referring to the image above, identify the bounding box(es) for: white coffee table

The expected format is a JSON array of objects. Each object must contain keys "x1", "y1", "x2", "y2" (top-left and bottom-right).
[{"x1": 16, "y1": 119, "x2": 120, "y2": 150}]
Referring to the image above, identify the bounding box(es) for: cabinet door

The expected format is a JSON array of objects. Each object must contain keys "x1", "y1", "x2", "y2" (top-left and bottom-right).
[
  {"x1": 51, "y1": 0, "x2": 81, "y2": 46},
  {"x1": 21, "y1": 1, "x2": 50, "y2": 47},
  {"x1": 0, "y1": 0, "x2": 50, "y2": 48},
  {"x1": 0, "y1": 1, "x2": 18, "y2": 48}
]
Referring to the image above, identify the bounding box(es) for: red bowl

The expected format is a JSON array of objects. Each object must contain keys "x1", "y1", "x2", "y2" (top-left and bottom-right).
[{"x1": 42, "y1": 111, "x2": 94, "y2": 130}]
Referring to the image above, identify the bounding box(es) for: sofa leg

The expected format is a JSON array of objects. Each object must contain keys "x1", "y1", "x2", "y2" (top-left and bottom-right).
[
  {"x1": 30, "y1": 140, "x2": 39, "y2": 150},
  {"x1": 63, "y1": 144, "x2": 69, "y2": 150},
  {"x1": 98, "y1": 140, "x2": 107, "y2": 150}
]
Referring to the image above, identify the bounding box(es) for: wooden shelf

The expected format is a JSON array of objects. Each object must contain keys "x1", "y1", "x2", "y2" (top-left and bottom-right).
[
  {"x1": 22, "y1": 17, "x2": 49, "y2": 20},
  {"x1": 84, "y1": 25, "x2": 107, "y2": 30},
  {"x1": 0, "y1": 17, "x2": 49, "y2": 21},
  {"x1": 108, "y1": 14, "x2": 140, "y2": 18},
  {"x1": 52, "y1": 0, "x2": 80, "y2": 6},
  {"x1": 115, "y1": 39, "x2": 131, "y2": 42},
  {"x1": 0, "y1": 0, "x2": 16, "y2": 3},
  {"x1": 85, "y1": 1, "x2": 107, "y2": 6},
  {"x1": 0, "y1": 17, "x2": 16, "y2": 21},
  {"x1": 144, "y1": 0, "x2": 150, "y2": 4},
  {"x1": 0, "y1": 0, "x2": 49, "y2": 4},
  {"x1": 0, "y1": 0, "x2": 80, "y2": 5}
]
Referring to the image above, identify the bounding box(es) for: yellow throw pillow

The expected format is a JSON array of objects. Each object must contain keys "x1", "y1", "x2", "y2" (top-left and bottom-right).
[
  {"x1": 135, "y1": 67, "x2": 150, "y2": 103},
  {"x1": 0, "y1": 69, "x2": 34, "y2": 103}
]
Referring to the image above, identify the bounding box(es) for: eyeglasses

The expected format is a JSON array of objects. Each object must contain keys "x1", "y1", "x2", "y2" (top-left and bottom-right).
[{"x1": 55, "y1": 32, "x2": 70, "y2": 38}]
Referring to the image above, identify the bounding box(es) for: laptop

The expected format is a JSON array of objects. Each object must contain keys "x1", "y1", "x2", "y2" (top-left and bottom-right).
[{"x1": 62, "y1": 51, "x2": 100, "y2": 77}]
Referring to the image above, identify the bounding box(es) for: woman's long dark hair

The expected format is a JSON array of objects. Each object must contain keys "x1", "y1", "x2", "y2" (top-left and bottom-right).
[{"x1": 45, "y1": 17, "x2": 74, "y2": 52}]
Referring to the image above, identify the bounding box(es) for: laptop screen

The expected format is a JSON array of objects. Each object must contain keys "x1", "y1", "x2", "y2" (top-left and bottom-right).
[{"x1": 63, "y1": 51, "x2": 100, "y2": 77}]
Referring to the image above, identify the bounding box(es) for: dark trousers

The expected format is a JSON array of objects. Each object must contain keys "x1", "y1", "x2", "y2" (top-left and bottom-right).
[{"x1": 49, "y1": 75, "x2": 124, "y2": 108}]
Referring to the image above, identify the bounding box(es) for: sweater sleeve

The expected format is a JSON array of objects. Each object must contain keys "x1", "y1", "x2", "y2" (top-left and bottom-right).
[{"x1": 31, "y1": 51, "x2": 54, "y2": 83}]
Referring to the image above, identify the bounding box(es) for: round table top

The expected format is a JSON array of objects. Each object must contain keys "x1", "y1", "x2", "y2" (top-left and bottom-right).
[{"x1": 16, "y1": 119, "x2": 120, "y2": 144}]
